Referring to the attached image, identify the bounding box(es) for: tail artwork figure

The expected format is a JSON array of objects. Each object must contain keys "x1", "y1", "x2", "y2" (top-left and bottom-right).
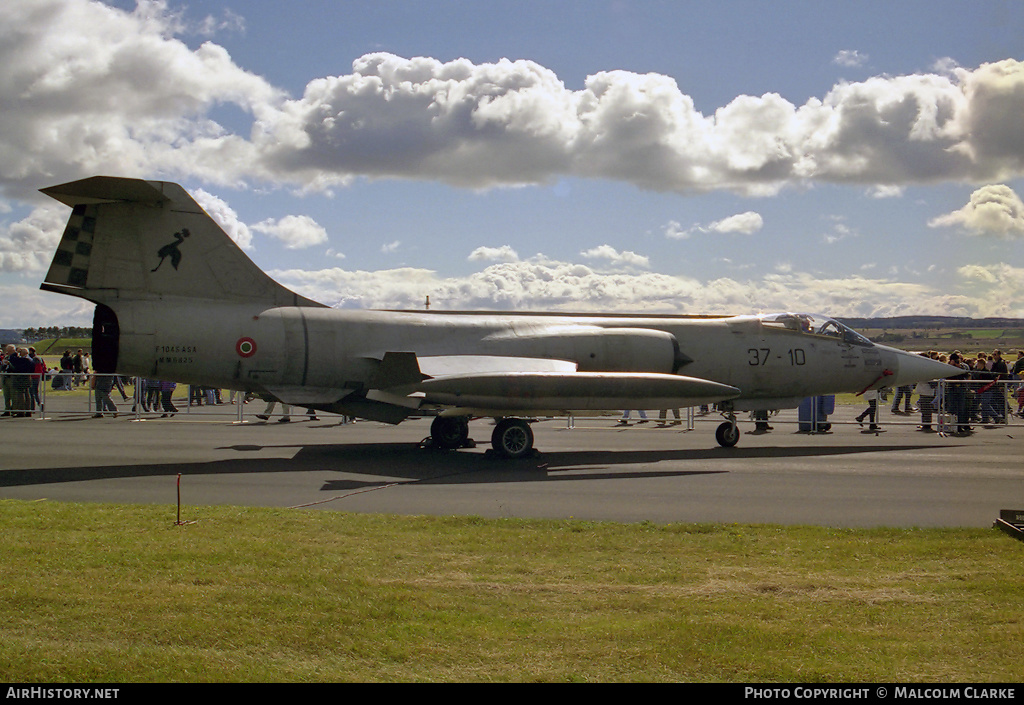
[
  {"x1": 150, "y1": 229, "x2": 190, "y2": 272},
  {"x1": 40, "y1": 176, "x2": 962, "y2": 457}
]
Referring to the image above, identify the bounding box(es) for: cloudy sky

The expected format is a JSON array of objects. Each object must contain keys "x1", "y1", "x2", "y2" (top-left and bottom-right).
[{"x1": 2, "y1": 0, "x2": 1023, "y2": 327}]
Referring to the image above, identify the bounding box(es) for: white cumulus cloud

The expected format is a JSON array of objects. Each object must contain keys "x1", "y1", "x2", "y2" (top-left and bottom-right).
[
  {"x1": 0, "y1": 206, "x2": 66, "y2": 273},
  {"x1": 707, "y1": 211, "x2": 764, "y2": 234},
  {"x1": 580, "y1": 245, "x2": 650, "y2": 269},
  {"x1": 468, "y1": 245, "x2": 520, "y2": 262},
  {"x1": 192, "y1": 188, "x2": 253, "y2": 250},
  {"x1": 834, "y1": 50, "x2": 868, "y2": 68},
  {"x1": 4, "y1": 2, "x2": 1024, "y2": 200},
  {"x1": 267, "y1": 255, "x2": 1024, "y2": 320},
  {"x1": 251, "y1": 214, "x2": 328, "y2": 249},
  {"x1": 664, "y1": 211, "x2": 763, "y2": 239},
  {"x1": 928, "y1": 184, "x2": 1024, "y2": 237},
  {"x1": 0, "y1": 0, "x2": 278, "y2": 198}
]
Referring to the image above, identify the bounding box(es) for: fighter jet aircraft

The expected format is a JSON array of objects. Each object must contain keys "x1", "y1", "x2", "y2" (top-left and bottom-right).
[{"x1": 39, "y1": 176, "x2": 960, "y2": 457}]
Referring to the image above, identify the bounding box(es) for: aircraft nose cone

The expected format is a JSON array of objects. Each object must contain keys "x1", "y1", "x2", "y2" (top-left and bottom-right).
[{"x1": 890, "y1": 349, "x2": 964, "y2": 387}]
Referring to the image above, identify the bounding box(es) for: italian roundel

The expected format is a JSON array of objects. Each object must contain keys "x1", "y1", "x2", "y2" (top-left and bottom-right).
[{"x1": 236, "y1": 337, "x2": 257, "y2": 358}]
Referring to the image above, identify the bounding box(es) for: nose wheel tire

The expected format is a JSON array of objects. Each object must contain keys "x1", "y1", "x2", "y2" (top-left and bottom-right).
[
  {"x1": 715, "y1": 421, "x2": 740, "y2": 448},
  {"x1": 491, "y1": 418, "x2": 535, "y2": 458}
]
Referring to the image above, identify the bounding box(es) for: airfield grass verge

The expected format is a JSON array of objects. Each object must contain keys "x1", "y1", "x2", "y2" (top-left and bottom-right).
[{"x1": 2, "y1": 500, "x2": 1022, "y2": 682}]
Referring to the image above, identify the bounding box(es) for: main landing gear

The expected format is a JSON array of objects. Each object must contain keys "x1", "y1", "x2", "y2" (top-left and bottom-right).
[
  {"x1": 425, "y1": 416, "x2": 537, "y2": 458},
  {"x1": 490, "y1": 418, "x2": 535, "y2": 459},
  {"x1": 426, "y1": 416, "x2": 472, "y2": 450}
]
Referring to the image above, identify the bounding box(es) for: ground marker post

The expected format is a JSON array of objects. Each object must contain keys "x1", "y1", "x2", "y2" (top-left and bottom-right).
[
  {"x1": 175, "y1": 473, "x2": 197, "y2": 526},
  {"x1": 995, "y1": 510, "x2": 1024, "y2": 542}
]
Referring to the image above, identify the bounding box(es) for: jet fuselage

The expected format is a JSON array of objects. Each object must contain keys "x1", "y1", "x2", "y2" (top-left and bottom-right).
[{"x1": 111, "y1": 298, "x2": 898, "y2": 412}]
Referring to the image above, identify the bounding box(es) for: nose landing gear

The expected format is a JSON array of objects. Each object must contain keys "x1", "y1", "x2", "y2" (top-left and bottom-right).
[
  {"x1": 715, "y1": 421, "x2": 739, "y2": 447},
  {"x1": 715, "y1": 406, "x2": 740, "y2": 448}
]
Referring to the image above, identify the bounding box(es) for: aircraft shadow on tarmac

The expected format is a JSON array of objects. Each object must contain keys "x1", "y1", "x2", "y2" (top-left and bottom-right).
[{"x1": 0, "y1": 440, "x2": 953, "y2": 491}]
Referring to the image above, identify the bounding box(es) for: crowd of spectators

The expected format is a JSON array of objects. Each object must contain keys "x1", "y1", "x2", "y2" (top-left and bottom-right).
[
  {"x1": 874, "y1": 348, "x2": 1023, "y2": 435},
  {"x1": 0, "y1": 344, "x2": 46, "y2": 417},
  {"x1": 928, "y1": 348, "x2": 1024, "y2": 435},
  {"x1": 0, "y1": 346, "x2": 247, "y2": 419}
]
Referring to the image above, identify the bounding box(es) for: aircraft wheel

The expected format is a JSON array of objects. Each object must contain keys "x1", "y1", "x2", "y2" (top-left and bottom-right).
[
  {"x1": 491, "y1": 418, "x2": 534, "y2": 458},
  {"x1": 430, "y1": 416, "x2": 470, "y2": 449},
  {"x1": 715, "y1": 421, "x2": 740, "y2": 448}
]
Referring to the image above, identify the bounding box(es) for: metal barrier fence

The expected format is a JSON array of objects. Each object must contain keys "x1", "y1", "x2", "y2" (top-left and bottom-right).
[
  {"x1": 928, "y1": 378, "x2": 1023, "y2": 433},
  {"x1": 570, "y1": 379, "x2": 1024, "y2": 433},
  {"x1": 0, "y1": 373, "x2": 255, "y2": 421},
  {"x1": 3, "y1": 372, "x2": 1023, "y2": 432}
]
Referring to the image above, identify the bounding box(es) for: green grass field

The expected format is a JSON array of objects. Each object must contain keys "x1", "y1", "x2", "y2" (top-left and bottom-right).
[
  {"x1": 862, "y1": 328, "x2": 1024, "y2": 356},
  {"x1": 25, "y1": 338, "x2": 92, "y2": 356},
  {"x1": 2, "y1": 500, "x2": 1022, "y2": 682}
]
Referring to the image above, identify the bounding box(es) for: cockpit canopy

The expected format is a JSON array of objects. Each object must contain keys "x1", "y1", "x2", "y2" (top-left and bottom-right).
[{"x1": 758, "y1": 312, "x2": 873, "y2": 347}]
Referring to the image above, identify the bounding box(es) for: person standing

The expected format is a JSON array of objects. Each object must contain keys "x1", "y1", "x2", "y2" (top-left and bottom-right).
[
  {"x1": 616, "y1": 409, "x2": 648, "y2": 425},
  {"x1": 8, "y1": 348, "x2": 35, "y2": 416},
  {"x1": 92, "y1": 374, "x2": 118, "y2": 417},
  {"x1": 916, "y1": 377, "x2": 937, "y2": 432},
  {"x1": 59, "y1": 350, "x2": 74, "y2": 390},
  {"x1": 256, "y1": 400, "x2": 292, "y2": 422},
  {"x1": 159, "y1": 380, "x2": 177, "y2": 417},
  {"x1": 856, "y1": 389, "x2": 879, "y2": 431},
  {"x1": 946, "y1": 352, "x2": 972, "y2": 435},
  {"x1": 752, "y1": 409, "x2": 773, "y2": 432},
  {"x1": 979, "y1": 349, "x2": 1008, "y2": 424},
  {"x1": 1013, "y1": 351, "x2": 1024, "y2": 417},
  {"x1": 27, "y1": 347, "x2": 44, "y2": 412},
  {"x1": 73, "y1": 349, "x2": 85, "y2": 387},
  {"x1": 1012, "y1": 350, "x2": 1024, "y2": 379},
  {"x1": 1, "y1": 345, "x2": 13, "y2": 416},
  {"x1": 891, "y1": 385, "x2": 914, "y2": 414},
  {"x1": 145, "y1": 378, "x2": 162, "y2": 411},
  {"x1": 658, "y1": 408, "x2": 681, "y2": 426}
]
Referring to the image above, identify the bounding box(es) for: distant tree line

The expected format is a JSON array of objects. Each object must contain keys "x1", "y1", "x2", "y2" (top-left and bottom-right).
[
  {"x1": 840, "y1": 316, "x2": 1024, "y2": 330},
  {"x1": 21, "y1": 326, "x2": 91, "y2": 340}
]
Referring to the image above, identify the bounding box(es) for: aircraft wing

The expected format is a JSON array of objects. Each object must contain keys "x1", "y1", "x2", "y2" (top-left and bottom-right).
[
  {"x1": 261, "y1": 386, "x2": 357, "y2": 406},
  {"x1": 418, "y1": 354, "x2": 578, "y2": 376},
  {"x1": 260, "y1": 351, "x2": 737, "y2": 421},
  {"x1": 362, "y1": 352, "x2": 739, "y2": 416}
]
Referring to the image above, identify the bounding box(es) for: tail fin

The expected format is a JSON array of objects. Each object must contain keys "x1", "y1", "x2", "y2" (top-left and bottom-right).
[{"x1": 40, "y1": 176, "x2": 324, "y2": 308}]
